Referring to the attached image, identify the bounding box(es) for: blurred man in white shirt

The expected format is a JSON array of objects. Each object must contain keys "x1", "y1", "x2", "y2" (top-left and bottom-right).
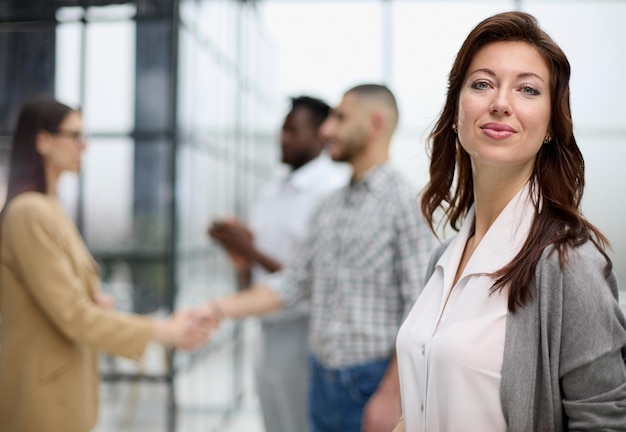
[{"x1": 209, "y1": 95, "x2": 349, "y2": 432}]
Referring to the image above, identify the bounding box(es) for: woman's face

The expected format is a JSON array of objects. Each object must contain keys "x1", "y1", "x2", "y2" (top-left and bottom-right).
[
  {"x1": 39, "y1": 110, "x2": 86, "y2": 174},
  {"x1": 456, "y1": 41, "x2": 552, "y2": 176}
]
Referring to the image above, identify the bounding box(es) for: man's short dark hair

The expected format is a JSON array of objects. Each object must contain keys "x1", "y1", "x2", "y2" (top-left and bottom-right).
[
  {"x1": 346, "y1": 83, "x2": 399, "y2": 128},
  {"x1": 347, "y1": 84, "x2": 398, "y2": 116},
  {"x1": 290, "y1": 96, "x2": 331, "y2": 129}
]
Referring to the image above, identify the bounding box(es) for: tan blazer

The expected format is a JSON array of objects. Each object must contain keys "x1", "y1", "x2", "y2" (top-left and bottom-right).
[{"x1": 0, "y1": 192, "x2": 155, "y2": 432}]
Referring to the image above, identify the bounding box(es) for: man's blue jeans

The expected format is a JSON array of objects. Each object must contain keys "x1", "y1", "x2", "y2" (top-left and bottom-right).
[{"x1": 309, "y1": 355, "x2": 390, "y2": 432}]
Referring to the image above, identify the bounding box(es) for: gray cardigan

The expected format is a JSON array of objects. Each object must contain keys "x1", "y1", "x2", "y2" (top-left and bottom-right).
[{"x1": 425, "y1": 240, "x2": 626, "y2": 431}]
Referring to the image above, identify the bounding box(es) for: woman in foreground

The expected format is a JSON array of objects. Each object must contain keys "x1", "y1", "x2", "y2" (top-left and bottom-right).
[{"x1": 395, "y1": 11, "x2": 626, "y2": 432}]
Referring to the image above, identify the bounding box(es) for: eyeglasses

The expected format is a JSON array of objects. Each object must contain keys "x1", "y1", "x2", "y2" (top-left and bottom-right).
[{"x1": 48, "y1": 129, "x2": 88, "y2": 142}]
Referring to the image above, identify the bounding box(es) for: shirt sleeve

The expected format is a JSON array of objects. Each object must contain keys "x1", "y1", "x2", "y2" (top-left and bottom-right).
[
  {"x1": 393, "y1": 188, "x2": 439, "y2": 319},
  {"x1": 265, "y1": 202, "x2": 320, "y2": 308},
  {"x1": 4, "y1": 198, "x2": 154, "y2": 360},
  {"x1": 552, "y1": 245, "x2": 626, "y2": 429}
]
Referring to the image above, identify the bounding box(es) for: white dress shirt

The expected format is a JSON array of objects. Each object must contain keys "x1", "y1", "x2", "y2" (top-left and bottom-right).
[
  {"x1": 250, "y1": 153, "x2": 349, "y2": 321},
  {"x1": 396, "y1": 182, "x2": 536, "y2": 432}
]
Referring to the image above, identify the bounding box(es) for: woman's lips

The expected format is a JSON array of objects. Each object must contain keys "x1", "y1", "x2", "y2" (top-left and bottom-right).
[{"x1": 480, "y1": 123, "x2": 516, "y2": 139}]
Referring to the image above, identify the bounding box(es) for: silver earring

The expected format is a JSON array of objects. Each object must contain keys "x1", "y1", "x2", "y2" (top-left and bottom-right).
[
  {"x1": 543, "y1": 134, "x2": 552, "y2": 144},
  {"x1": 452, "y1": 123, "x2": 458, "y2": 134}
]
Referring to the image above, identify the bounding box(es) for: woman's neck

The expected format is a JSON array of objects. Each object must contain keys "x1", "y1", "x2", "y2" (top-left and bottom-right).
[
  {"x1": 471, "y1": 168, "x2": 531, "y2": 244},
  {"x1": 45, "y1": 168, "x2": 60, "y2": 197}
]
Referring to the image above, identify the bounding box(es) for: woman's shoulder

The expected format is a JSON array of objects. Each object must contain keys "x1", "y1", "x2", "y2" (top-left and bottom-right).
[
  {"x1": 4, "y1": 192, "x2": 57, "y2": 224},
  {"x1": 536, "y1": 240, "x2": 617, "y2": 301},
  {"x1": 538, "y1": 240, "x2": 609, "y2": 275},
  {"x1": 7, "y1": 191, "x2": 52, "y2": 209}
]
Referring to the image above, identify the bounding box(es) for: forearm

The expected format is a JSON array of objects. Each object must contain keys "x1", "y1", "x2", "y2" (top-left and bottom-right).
[
  {"x1": 251, "y1": 249, "x2": 283, "y2": 274},
  {"x1": 214, "y1": 284, "x2": 283, "y2": 319},
  {"x1": 153, "y1": 318, "x2": 176, "y2": 345},
  {"x1": 362, "y1": 351, "x2": 403, "y2": 431},
  {"x1": 67, "y1": 306, "x2": 155, "y2": 359},
  {"x1": 378, "y1": 352, "x2": 401, "y2": 397}
]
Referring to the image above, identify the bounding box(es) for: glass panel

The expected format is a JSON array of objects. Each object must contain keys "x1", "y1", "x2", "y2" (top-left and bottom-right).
[
  {"x1": 194, "y1": 42, "x2": 218, "y2": 134},
  {"x1": 82, "y1": 137, "x2": 172, "y2": 253},
  {"x1": 204, "y1": 53, "x2": 221, "y2": 132},
  {"x1": 57, "y1": 172, "x2": 80, "y2": 223},
  {"x1": 177, "y1": 26, "x2": 194, "y2": 135},
  {"x1": 82, "y1": 137, "x2": 134, "y2": 250},
  {"x1": 219, "y1": 1, "x2": 239, "y2": 66},
  {"x1": 176, "y1": 143, "x2": 215, "y2": 251},
  {"x1": 218, "y1": 66, "x2": 237, "y2": 132},
  {"x1": 128, "y1": 261, "x2": 169, "y2": 314},
  {"x1": 84, "y1": 21, "x2": 136, "y2": 133},
  {"x1": 135, "y1": 19, "x2": 173, "y2": 133},
  {"x1": 56, "y1": 6, "x2": 84, "y2": 23},
  {"x1": 55, "y1": 22, "x2": 83, "y2": 109},
  {"x1": 97, "y1": 381, "x2": 168, "y2": 431},
  {"x1": 99, "y1": 258, "x2": 169, "y2": 314},
  {"x1": 0, "y1": 33, "x2": 10, "y2": 135},
  {"x1": 197, "y1": 0, "x2": 222, "y2": 46},
  {"x1": 0, "y1": 24, "x2": 57, "y2": 203},
  {"x1": 0, "y1": 26, "x2": 56, "y2": 133},
  {"x1": 85, "y1": 3, "x2": 136, "y2": 21},
  {"x1": 132, "y1": 140, "x2": 173, "y2": 253},
  {"x1": 0, "y1": 1, "x2": 58, "y2": 21},
  {"x1": 179, "y1": 0, "x2": 197, "y2": 26},
  {"x1": 175, "y1": 341, "x2": 239, "y2": 429},
  {"x1": 176, "y1": 253, "x2": 236, "y2": 307}
]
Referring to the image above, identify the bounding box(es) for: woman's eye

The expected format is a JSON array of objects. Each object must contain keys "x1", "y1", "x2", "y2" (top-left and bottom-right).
[
  {"x1": 521, "y1": 85, "x2": 540, "y2": 96},
  {"x1": 471, "y1": 80, "x2": 490, "y2": 90}
]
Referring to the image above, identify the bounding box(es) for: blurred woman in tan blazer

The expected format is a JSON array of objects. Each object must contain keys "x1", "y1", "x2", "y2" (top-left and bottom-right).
[{"x1": 0, "y1": 97, "x2": 210, "y2": 432}]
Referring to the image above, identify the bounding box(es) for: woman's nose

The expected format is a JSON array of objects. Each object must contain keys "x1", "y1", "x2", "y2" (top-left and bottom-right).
[{"x1": 489, "y1": 90, "x2": 512, "y2": 116}]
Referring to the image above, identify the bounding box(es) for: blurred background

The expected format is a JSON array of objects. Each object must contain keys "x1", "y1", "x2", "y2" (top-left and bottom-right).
[{"x1": 1, "y1": 0, "x2": 625, "y2": 431}]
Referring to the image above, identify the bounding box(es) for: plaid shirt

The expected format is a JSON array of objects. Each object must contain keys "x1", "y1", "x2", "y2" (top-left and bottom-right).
[{"x1": 268, "y1": 163, "x2": 438, "y2": 368}]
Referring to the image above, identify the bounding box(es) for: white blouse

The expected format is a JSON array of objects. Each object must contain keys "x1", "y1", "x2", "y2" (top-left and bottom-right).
[{"x1": 396, "y1": 183, "x2": 535, "y2": 432}]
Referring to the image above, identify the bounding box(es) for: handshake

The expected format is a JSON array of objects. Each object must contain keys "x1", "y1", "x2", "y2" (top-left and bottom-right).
[
  {"x1": 152, "y1": 301, "x2": 227, "y2": 351},
  {"x1": 92, "y1": 292, "x2": 232, "y2": 352}
]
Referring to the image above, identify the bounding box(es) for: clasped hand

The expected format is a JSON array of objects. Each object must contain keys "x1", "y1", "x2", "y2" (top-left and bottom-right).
[
  {"x1": 93, "y1": 292, "x2": 225, "y2": 352},
  {"x1": 207, "y1": 218, "x2": 254, "y2": 271},
  {"x1": 155, "y1": 306, "x2": 221, "y2": 351}
]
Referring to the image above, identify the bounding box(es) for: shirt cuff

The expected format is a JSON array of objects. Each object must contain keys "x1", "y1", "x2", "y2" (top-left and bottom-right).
[{"x1": 263, "y1": 271, "x2": 300, "y2": 309}]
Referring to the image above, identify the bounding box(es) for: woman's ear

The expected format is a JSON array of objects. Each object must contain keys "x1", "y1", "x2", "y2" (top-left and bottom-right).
[{"x1": 35, "y1": 130, "x2": 51, "y2": 156}]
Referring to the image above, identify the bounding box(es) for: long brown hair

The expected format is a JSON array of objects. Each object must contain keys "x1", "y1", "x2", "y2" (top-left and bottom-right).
[
  {"x1": 1, "y1": 96, "x2": 74, "y2": 214},
  {"x1": 421, "y1": 11, "x2": 611, "y2": 312}
]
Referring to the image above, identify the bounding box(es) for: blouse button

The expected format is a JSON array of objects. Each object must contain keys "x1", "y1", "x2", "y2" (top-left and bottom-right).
[
  {"x1": 420, "y1": 401, "x2": 425, "y2": 411},
  {"x1": 421, "y1": 345, "x2": 426, "y2": 356}
]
